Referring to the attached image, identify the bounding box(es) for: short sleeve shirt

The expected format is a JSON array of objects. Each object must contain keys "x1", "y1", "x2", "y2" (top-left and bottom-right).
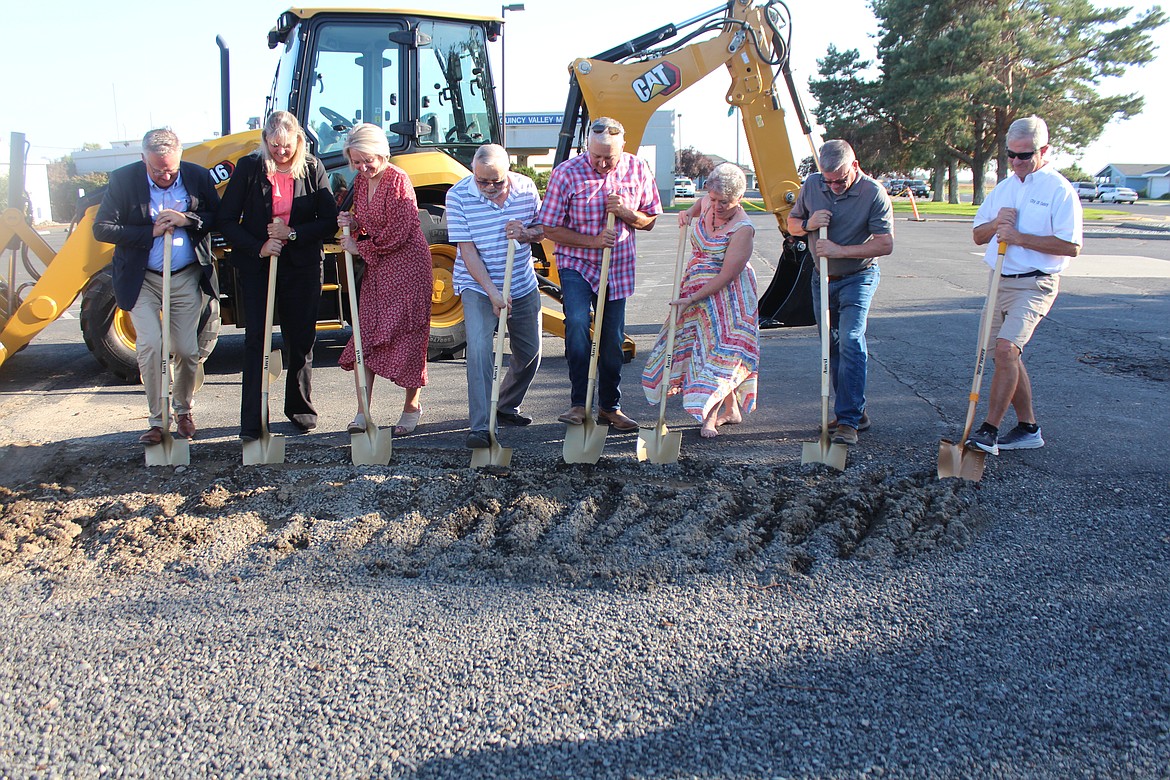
[
  {"x1": 537, "y1": 151, "x2": 662, "y2": 300},
  {"x1": 791, "y1": 172, "x2": 893, "y2": 276},
  {"x1": 974, "y1": 164, "x2": 1082, "y2": 275},
  {"x1": 447, "y1": 172, "x2": 541, "y2": 299}
]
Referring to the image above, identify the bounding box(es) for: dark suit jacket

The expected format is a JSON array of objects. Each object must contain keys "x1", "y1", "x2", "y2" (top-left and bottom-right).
[
  {"x1": 92, "y1": 160, "x2": 220, "y2": 310},
  {"x1": 215, "y1": 152, "x2": 338, "y2": 269}
]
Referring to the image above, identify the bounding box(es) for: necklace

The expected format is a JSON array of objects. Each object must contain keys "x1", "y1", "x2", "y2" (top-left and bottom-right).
[{"x1": 275, "y1": 164, "x2": 292, "y2": 174}]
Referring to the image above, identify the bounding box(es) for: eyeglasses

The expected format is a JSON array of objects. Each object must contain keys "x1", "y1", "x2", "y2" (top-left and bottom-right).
[
  {"x1": 590, "y1": 120, "x2": 623, "y2": 136},
  {"x1": 823, "y1": 173, "x2": 850, "y2": 186},
  {"x1": 1006, "y1": 150, "x2": 1037, "y2": 160},
  {"x1": 475, "y1": 177, "x2": 506, "y2": 188}
]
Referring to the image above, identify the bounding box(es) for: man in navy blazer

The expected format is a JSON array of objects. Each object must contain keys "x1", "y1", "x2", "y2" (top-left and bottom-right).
[{"x1": 93, "y1": 128, "x2": 220, "y2": 444}]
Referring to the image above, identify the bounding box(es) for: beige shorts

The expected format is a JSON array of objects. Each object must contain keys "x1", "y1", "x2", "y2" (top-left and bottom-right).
[{"x1": 987, "y1": 273, "x2": 1059, "y2": 351}]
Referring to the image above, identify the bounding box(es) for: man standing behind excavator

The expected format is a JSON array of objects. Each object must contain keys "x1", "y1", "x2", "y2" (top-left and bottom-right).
[
  {"x1": 539, "y1": 117, "x2": 661, "y2": 431},
  {"x1": 787, "y1": 140, "x2": 894, "y2": 447},
  {"x1": 93, "y1": 129, "x2": 220, "y2": 445}
]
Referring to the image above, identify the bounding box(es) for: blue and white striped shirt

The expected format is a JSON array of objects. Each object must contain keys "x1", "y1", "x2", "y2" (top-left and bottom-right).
[{"x1": 446, "y1": 172, "x2": 541, "y2": 299}]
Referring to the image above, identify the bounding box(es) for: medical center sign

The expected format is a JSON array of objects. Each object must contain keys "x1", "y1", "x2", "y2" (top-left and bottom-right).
[{"x1": 632, "y1": 61, "x2": 681, "y2": 102}]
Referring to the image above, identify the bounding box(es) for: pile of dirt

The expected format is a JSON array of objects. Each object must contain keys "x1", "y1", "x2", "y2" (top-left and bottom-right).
[{"x1": 0, "y1": 440, "x2": 982, "y2": 587}]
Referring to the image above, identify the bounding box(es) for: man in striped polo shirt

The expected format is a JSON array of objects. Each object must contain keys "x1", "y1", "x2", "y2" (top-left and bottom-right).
[
  {"x1": 446, "y1": 144, "x2": 545, "y2": 449},
  {"x1": 539, "y1": 117, "x2": 663, "y2": 431}
]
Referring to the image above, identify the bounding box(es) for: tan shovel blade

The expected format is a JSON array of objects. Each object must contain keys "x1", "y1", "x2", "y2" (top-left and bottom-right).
[
  {"x1": 471, "y1": 438, "x2": 512, "y2": 468},
  {"x1": 243, "y1": 433, "x2": 285, "y2": 466},
  {"x1": 193, "y1": 363, "x2": 206, "y2": 394},
  {"x1": 351, "y1": 426, "x2": 392, "y2": 466},
  {"x1": 636, "y1": 424, "x2": 682, "y2": 464},
  {"x1": 145, "y1": 434, "x2": 190, "y2": 467},
  {"x1": 937, "y1": 439, "x2": 987, "y2": 481},
  {"x1": 801, "y1": 437, "x2": 848, "y2": 471},
  {"x1": 563, "y1": 418, "x2": 607, "y2": 464}
]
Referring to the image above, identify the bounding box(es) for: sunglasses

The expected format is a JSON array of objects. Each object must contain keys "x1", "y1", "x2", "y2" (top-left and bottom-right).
[
  {"x1": 590, "y1": 121, "x2": 623, "y2": 135},
  {"x1": 1006, "y1": 150, "x2": 1037, "y2": 160},
  {"x1": 823, "y1": 174, "x2": 850, "y2": 186}
]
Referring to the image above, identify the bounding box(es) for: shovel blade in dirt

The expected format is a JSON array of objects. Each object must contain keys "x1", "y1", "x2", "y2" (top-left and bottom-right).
[
  {"x1": 563, "y1": 418, "x2": 608, "y2": 464},
  {"x1": 269, "y1": 348, "x2": 282, "y2": 381},
  {"x1": 470, "y1": 440, "x2": 512, "y2": 469},
  {"x1": 936, "y1": 439, "x2": 987, "y2": 481},
  {"x1": 802, "y1": 436, "x2": 848, "y2": 471},
  {"x1": 637, "y1": 424, "x2": 682, "y2": 464},
  {"x1": 351, "y1": 426, "x2": 393, "y2": 466},
  {"x1": 145, "y1": 435, "x2": 190, "y2": 468},
  {"x1": 242, "y1": 433, "x2": 285, "y2": 466}
]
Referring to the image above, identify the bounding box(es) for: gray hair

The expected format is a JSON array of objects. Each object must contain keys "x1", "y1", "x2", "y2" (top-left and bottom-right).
[
  {"x1": 471, "y1": 144, "x2": 511, "y2": 169},
  {"x1": 705, "y1": 162, "x2": 746, "y2": 200},
  {"x1": 142, "y1": 128, "x2": 181, "y2": 156},
  {"x1": 1006, "y1": 116, "x2": 1049, "y2": 149},
  {"x1": 819, "y1": 140, "x2": 856, "y2": 174},
  {"x1": 261, "y1": 110, "x2": 309, "y2": 179},
  {"x1": 589, "y1": 116, "x2": 625, "y2": 139}
]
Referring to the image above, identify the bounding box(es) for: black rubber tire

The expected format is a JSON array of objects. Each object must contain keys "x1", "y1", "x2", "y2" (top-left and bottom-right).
[
  {"x1": 80, "y1": 269, "x2": 140, "y2": 383},
  {"x1": 80, "y1": 268, "x2": 223, "y2": 383},
  {"x1": 419, "y1": 203, "x2": 467, "y2": 361}
]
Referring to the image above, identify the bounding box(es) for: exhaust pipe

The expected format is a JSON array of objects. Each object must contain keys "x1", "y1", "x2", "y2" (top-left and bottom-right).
[{"x1": 216, "y1": 35, "x2": 231, "y2": 137}]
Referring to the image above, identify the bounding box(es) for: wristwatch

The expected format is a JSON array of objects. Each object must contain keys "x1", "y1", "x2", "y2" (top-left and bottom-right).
[
  {"x1": 800, "y1": 218, "x2": 808, "y2": 233},
  {"x1": 288, "y1": 229, "x2": 298, "y2": 241}
]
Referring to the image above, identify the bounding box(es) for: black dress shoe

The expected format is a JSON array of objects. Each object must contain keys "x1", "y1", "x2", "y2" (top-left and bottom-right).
[
  {"x1": 496, "y1": 410, "x2": 532, "y2": 426},
  {"x1": 466, "y1": 430, "x2": 492, "y2": 449}
]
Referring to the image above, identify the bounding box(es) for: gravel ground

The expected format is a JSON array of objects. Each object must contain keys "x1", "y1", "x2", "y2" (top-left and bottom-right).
[{"x1": 1, "y1": 434, "x2": 1168, "y2": 779}]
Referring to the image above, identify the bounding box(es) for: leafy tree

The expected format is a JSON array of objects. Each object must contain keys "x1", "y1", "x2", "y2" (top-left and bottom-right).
[
  {"x1": 512, "y1": 164, "x2": 550, "y2": 196},
  {"x1": 1059, "y1": 163, "x2": 1094, "y2": 182},
  {"x1": 47, "y1": 155, "x2": 107, "y2": 223},
  {"x1": 674, "y1": 147, "x2": 714, "y2": 180},
  {"x1": 798, "y1": 155, "x2": 818, "y2": 178},
  {"x1": 810, "y1": 0, "x2": 1166, "y2": 204}
]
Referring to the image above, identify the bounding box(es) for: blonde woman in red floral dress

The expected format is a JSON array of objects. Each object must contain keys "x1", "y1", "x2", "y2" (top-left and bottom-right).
[{"x1": 337, "y1": 124, "x2": 433, "y2": 436}]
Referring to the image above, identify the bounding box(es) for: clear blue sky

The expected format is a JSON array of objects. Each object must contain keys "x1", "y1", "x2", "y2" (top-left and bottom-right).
[{"x1": 2, "y1": 0, "x2": 1165, "y2": 175}]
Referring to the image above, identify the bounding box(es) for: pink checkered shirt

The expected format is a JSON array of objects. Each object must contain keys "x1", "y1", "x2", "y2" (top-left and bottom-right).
[{"x1": 537, "y1": 152, "x2": 662, "y2": 300}]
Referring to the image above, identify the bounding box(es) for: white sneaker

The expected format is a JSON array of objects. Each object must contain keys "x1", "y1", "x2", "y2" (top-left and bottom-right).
[{"x1": 997, "y1": 424, "x2": 1044, "y2": 450}]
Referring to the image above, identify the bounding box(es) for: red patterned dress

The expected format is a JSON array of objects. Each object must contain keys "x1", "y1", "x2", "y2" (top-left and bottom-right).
[{"x1": 338, "y1": 166, "x2": 433, "y2": 388}]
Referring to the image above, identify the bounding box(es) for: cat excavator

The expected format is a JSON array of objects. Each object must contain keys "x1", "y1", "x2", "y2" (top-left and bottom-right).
[{"x1": 0, "y1": 0, "x2": 813, "y2": 381}]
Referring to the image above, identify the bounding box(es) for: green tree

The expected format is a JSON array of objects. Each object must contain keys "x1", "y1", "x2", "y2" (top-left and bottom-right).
[
  {"x1": 1059, "y1": 163, "x2": 1094, "y2": 182},
  {"x1": 47, "y1": 155, "x2": 107, "y2": 223},
  {"x1": 674, "y1": 147, "x2": 713, "y2": 180},
  {"x1": 810, "y1": 0, "x2": 1166, "y2": 204}
]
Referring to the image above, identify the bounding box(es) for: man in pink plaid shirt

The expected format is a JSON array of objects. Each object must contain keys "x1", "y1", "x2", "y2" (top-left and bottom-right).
[{"x1": 539, "y1": 117, "x2": 663, "y2": 430}]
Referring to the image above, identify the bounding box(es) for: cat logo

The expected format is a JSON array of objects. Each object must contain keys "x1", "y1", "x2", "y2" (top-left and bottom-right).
[{"x1": 632, "y1": 62, "x2": 682, "y2": 103}]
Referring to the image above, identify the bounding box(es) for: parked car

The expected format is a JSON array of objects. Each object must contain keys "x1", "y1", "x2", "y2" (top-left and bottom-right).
[
  {"x1": 674, "y1": 176, "x2": 696, "y2": 198},
  {"x1": 1098, "y1": 185, "x2": 1139, "y2": 204},
  {"x1": 884, "y1": 178, "x2": 904, "y2": 195},
  {"x1": 903, "y1": 179, "x2": 930, "y2": 198},
  {"x1": 1071, "y1": 182, "x2": 1099, "y2": 201}
]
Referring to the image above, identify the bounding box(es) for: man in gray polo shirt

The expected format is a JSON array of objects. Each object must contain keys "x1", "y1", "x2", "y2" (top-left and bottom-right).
[
  {"x1": 446, "y1": 144, "x2": 544, "y2": 449},
  {"x1": 787, "y1": 140, "x2": 894, "y2": 446}
]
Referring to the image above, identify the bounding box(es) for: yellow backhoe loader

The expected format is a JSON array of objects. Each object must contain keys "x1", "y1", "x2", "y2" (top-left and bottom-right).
[{"x1": 1, "y1": 1, "x2": 815, "y2": 382}]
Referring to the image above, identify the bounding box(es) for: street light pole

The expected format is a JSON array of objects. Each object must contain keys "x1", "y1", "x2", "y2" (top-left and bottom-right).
[{"x1": 500, "y1": 4, "x2": 525, "y2": 147}]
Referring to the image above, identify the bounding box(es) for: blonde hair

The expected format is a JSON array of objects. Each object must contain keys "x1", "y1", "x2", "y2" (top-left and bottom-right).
[
  {"x1": 260, "y1": 110, "x2": 309, "y2": 179},
  {"x1": 343, "y1": 123, "x2": 391, "y2": 167}
]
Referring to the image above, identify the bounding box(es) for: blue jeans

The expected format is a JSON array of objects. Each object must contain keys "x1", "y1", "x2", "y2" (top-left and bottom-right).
[
  {"x1": 811, "y1": 264, "x2": 880, "y2": 429},
  {"x1": 463, "y1": 287, "x2": 542, "y2": 433},
  {"x1": 560, "y1": 268, "x2": 627, "y2": 411}
]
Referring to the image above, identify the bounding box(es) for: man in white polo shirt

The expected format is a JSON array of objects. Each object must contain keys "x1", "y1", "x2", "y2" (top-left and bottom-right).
[
  {"x1": 445, "y1": 144, "x2": 544, "y2": 449},
  {"x1": 966, "y1": 115, "x2": 1082, "y2": 455}
]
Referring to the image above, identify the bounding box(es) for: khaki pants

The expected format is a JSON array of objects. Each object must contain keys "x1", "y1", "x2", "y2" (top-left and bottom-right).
[{"x1": 130, "y1": 264, "x2": 203, "y2": 428}]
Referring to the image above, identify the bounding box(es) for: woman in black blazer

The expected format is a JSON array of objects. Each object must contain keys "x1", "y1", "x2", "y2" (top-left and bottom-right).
[{"x1": 217, "y1": 110, "x2": 339, "y2": 439}]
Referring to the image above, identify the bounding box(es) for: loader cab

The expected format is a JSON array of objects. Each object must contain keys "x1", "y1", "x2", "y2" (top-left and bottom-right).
[{"x1": 266, "y1": 9, "x2": 502, "y2": 172}]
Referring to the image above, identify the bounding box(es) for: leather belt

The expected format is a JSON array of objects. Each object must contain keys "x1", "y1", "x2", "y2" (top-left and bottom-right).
[
  {"x1": 146, "y1": 263, "x2": 197, "y2": 275},
  {"x1": 1001, "y1": 269, "x2": 1050, "y2": 279}
]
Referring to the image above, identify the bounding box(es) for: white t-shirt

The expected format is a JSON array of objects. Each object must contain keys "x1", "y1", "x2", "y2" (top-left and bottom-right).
[{"x1": 974, "y1": 164, "x2": 1082, "y2": 275}]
